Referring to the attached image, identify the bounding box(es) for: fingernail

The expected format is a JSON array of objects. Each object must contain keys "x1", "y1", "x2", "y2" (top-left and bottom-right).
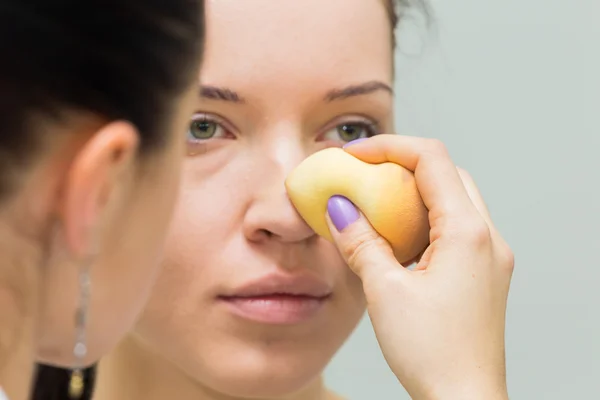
[
  {"x1": 327, "y1": 195, "x2": 359, "y2": 232},
  {"x1": 343, "y1": 138, "x2": 368, "y2": 149}
]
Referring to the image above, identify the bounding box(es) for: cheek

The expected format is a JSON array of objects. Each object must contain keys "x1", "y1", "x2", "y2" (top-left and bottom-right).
[
  {"x1": 139, "y1": 185, "x2": 240, "y2": 319},
  {"x1": 319, "y1": 242, "x2": 365, "y2": 304},
  {"x1": 158, "y1": 152, "x2": 184, "y2": 219},
  {"x1": 135, "y1": 245, "x2": 208, "y2": 346},
  {"x1": 337, "y1": 262, "x2": 367, "y2": 315},
  {"x1": 317, "y1": 243, "x2": 367, "y2": 323},
  {"x1": 166, "y1": 181, "x2": 242, "y2": 260},
  {"x1": 346, "y1": 269, "x2": 366, "y2": 301}
]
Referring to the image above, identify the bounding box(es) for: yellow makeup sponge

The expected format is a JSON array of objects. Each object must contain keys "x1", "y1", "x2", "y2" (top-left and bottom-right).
[{"x1": 285, "y1": 147, "x2": 429, "y2": 263}]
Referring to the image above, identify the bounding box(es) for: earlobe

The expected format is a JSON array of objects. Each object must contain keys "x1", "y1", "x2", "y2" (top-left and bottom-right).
[{"x1": 59, "y1": 121, "x2": 139, "y2": 258}]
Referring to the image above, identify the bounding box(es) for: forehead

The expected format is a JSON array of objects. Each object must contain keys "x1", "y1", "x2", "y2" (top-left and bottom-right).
[{"x1": 202, "y1": 0, "x2": 393, "y2": 94}]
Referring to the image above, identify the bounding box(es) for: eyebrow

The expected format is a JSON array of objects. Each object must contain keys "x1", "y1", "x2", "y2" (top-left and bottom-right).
[
  {"x1": 200, "y1": 85, "x2": 244, "y2": 103},
  {"x1": 199, "y1": 80, "x2": 393, "y2": 104},
  {"x1": 324, "y1": 81, "x2": 393, "y2": 101}
]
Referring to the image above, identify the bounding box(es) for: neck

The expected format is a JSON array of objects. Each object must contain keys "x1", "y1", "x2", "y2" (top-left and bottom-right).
[
  {"x1": 95, "y1": 336, "x2": 343, "y2": 400},
  {"x1": 0, "y1": 210, "x2": 44, "y2": 400}
]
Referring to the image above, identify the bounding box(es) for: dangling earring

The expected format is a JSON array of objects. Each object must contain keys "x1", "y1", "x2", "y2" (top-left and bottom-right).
[{"x1": 68, "y1": 257, "x2": 92, "y2": 399}]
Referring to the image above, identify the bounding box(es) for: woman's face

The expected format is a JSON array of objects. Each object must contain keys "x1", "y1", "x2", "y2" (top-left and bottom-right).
[{"x1": 134, "y1": 0, "x2": 394, "y2": 396}]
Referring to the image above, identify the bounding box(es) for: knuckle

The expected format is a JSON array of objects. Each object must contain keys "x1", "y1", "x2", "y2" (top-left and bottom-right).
[
  {"x1": 424, "y1": 138, "x2": 449, "y2": 156},
  {"x1": 458, "y1": 217, "x2": 492, "y2": 247},
  {"x1": 342, "y1": 228, "x2": 387, "y2": 267},
  {"x1": 498, "y1": 242, "x2": 515, "y2": 272}
]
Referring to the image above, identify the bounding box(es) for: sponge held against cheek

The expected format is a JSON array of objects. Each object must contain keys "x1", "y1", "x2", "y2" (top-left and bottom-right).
[{"x1": 284, "y1": 147, "x2": 430, "y2": 264}]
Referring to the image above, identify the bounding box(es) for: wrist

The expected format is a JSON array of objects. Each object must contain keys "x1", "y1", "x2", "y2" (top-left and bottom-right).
[
  {"x1": 428, "y1": 382, "x2": 508, "y2": 400},
  {"x1": 407, "y1": 372, "x2": 508, "y2": 400}
]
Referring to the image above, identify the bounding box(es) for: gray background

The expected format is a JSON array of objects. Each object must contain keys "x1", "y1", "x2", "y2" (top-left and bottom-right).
[{"x1": 324, "y1": 0, "x2": 599, "y2": 398}]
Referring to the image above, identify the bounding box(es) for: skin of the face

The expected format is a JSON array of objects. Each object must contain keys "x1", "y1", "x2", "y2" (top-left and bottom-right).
[
  {"x1": 124, "y1": 0, "x2": 394, "y2": 397},
  {"x1": 34, "y1": 84, "x2": 199, "y2": 366}
]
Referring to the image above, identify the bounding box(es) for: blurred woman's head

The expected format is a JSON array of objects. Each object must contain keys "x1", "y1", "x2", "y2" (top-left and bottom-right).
[
  {"x1": 98, "y1": 1, "x2": 421, "y2": 399},
  {"x1": 0, "y1": 0, "x2": 204, "y2": 367}
]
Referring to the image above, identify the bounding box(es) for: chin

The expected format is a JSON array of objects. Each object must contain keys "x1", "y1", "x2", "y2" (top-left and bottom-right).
[
  {"x1": 201, "y1": 366, "x2": 323, "y2": 398},
  {"x1": 182, "y1": 345, "x2": 331, "y2": 398}
]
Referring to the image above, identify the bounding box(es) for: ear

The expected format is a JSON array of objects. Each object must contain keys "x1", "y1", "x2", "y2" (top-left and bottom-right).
[{"x1": 59, "y1": 121, "x2": 139, "y2": 258}]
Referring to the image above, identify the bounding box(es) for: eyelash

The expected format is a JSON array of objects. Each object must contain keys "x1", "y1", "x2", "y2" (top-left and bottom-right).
[
  {"x1": 186, "y1": 113, "x2": 233, "y2": 143},
  {"x1": 186, "y1": 113, "x2": 383, "y2": 143},
  {"x1": 319, "y1": 116, "x2": 383, "y2": 143},
  {"x1": 338, "y1": 119, "x2": 382, "y2": 136}
]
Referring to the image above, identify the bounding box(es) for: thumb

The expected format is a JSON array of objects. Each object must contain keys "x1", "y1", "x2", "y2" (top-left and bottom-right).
[{"x1": 326, "y1": 195, "x2": 408, "y2": 284}]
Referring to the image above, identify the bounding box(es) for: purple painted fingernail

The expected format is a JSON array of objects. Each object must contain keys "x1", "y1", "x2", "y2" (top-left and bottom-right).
[
  {"x1": 327, "y1": 195, "x2": 359, "y2": 232},
  {"x1": 343, "y1": 138, "x2": 368, "y2": 149}
]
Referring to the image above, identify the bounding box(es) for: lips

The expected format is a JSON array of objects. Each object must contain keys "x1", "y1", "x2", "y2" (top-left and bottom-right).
[
  {"x1": 218, "y1": 273, "x2": 332, "y2": 324},
  {"x1": 220, "y1": 273, "x2": 332, "y2": 298}
]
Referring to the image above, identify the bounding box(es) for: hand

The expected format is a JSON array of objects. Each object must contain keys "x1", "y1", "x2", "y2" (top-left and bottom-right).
[{"x1": 325, "y1": 135, "x2": 514, "y2": 400}]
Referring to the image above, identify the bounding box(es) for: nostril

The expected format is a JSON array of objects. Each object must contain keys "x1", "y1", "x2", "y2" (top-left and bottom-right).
[
  {"x1": 258, "y1": 229, "x2": 274, "y2": 239},
  {"x1": 243, "y1": 192, "x2": 318, "y2": 243},
  {"x1": 263, "y1": 229, "x2": 274, "y2": 238}
]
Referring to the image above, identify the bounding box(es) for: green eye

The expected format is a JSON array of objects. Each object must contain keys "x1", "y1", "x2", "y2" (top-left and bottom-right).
[
  {"x1": 189, "y1": 119, "x2": 219, "y2": 140},
  {"x1": 336, "y1": 123, "x2": 368, "y2": 142},
  {"x1": 322, "y1": 120, "x2": 379, "y2": 143}
]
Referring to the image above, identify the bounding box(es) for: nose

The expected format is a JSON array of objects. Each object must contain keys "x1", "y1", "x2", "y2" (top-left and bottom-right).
[
  {"x1": 242, "y1": 139, "x2": 317, "y2": 245},
  {"x1": 243, "y1": 190, "x2": 316, "y2": 244}
]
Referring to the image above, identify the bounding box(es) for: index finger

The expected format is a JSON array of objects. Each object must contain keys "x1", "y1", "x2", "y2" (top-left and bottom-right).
[{"x1": 344, "y1": 134, "x2": 476, "y2": 221}]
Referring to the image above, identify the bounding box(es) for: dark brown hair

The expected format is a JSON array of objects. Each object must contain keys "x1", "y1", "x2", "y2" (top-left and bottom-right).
[
  {"x1": 386, "y1": 0, "x2": 431, "y2": 48},
  {"x1": 0, "y1": 0, "x2": 205, "y2": 201},
  {"x1": 7, "y1": 0, "x2": 205, "y2": 398}
]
